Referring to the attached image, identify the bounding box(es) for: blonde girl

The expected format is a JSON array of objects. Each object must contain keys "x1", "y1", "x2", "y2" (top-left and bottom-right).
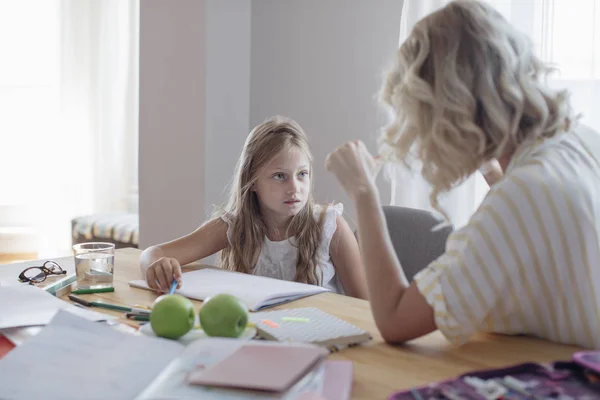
[{"x1": 141, "y1": 116, "x2": 367, "y2": 299}]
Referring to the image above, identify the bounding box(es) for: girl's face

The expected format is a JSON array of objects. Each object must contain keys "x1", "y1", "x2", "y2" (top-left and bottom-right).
[{"x1": 253, "y1": 146, "x2": 311, "y2": 221}]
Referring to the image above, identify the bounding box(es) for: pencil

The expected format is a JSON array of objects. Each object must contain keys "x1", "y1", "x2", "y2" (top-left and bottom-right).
[
  {"x1": 126, "y1": 315, "x2": 150, "y2": 322},
  {"x1": 168, "y1": 279, "x2": 178, "y2": 295},
  {"x1": 68, "y1": 294, "x2": 135, "y2": 313}
]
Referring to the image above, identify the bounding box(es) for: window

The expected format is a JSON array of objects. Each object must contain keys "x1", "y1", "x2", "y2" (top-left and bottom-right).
[
  {"x1": 0, "y1": 0, "x2": 139, "y2": 258},
  {"x1": 391, "y1": 0, "x2": 600, "y2": 227}
]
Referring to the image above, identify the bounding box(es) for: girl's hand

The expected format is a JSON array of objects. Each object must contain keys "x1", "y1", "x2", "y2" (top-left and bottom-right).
[
  {"x1": 146, "y1": 257, "x2": 183, "y2": 293},
  {"x1": 325, "y1": 140, "x2": 382, "y2": 199}
]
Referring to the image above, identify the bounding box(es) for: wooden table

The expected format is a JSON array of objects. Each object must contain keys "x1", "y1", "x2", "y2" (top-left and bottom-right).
[{"x1": 59, "y1": 248, "x2": 580, "y2": 400}]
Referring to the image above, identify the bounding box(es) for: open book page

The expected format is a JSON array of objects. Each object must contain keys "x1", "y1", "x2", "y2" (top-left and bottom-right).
[
  {"x1": 136, "y1": 338, "x2": 326, "y2": 400},
  {"x1": 0, "y1": 310, "x2": 184, "y2": 400},
  {"x1": 129, "y1": 268, "x2": 328, "y2": 311}
]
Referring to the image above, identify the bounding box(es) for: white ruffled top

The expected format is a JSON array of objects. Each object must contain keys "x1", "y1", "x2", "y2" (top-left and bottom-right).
[{"x1": 222, "y1": 203, "x2": 345, "y2": 294}]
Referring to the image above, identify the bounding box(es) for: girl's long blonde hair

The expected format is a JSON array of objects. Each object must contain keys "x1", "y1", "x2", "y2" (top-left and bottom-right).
[
  {"x1": 379, "y1": 0, "x2": 574, "y2": 216},
  {"x1": 218, "y1": 116, "x2": 326, "y2": 285}
]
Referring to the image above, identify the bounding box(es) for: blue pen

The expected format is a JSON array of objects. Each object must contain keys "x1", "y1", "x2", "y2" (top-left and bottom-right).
[{"x1": 168, "y1": 279, "x2": 178, "y2": 295}]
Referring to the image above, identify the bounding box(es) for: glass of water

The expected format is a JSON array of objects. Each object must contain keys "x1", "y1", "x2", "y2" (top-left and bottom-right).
[{"x1": 73, "y1": 242, "x2": 115, "y2": 289}]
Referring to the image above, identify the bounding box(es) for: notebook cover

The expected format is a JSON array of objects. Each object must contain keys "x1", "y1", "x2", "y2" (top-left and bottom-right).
[
  {"x1": 187, "y1": 343, "x2": 328, "y2": 392},
  {"x1": 297, "y1": 393, "x2": 327, "y2": 400},
  {"x1": 250, "y1": 307, "x2": 371, "y2": 349},
  {"x1": 295, "y1": 361, "x2": 353, "y2": 400},
  {"x1": 322, "y1": 360, "x2": 353, "y2": 400}
]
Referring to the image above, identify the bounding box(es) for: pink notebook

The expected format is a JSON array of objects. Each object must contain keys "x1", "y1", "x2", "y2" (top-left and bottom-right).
[
  {"x1": 322, "y1": 361, "x2": 353, "y2": 400},
  {"x1": 187, "y1": 343, "x2": 328, "y2": 392},
  {"x1": 297, "y1": 361, "x2": 354, "y2": 400}
]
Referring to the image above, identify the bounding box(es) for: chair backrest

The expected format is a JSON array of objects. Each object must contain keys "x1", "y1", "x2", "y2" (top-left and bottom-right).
[{"x1": 358, "y1": 206, "x2": 453, "y2": 282}]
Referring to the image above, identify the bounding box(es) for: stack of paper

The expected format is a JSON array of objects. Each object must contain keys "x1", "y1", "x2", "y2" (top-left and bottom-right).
[
  {"x1": 0, "y1": 311, "x2": 350, "y2": 400},
  {"x1": 0, "y1": 285, "x2": 111, "y2": 330},
  {"x1": 0, "y1": 310, "x2": 183, "y2": 400}
]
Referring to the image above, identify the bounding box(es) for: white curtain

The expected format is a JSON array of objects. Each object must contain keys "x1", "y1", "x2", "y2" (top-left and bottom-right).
[
  {"x1": 35, "y1": 0, "x2": 139, "y2": 257},
  {"x1": 387, "y1": 0, "x2": 600, "y2": 228}
]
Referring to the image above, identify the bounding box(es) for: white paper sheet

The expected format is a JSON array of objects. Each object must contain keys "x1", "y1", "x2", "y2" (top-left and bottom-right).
[
  {"x1": 0, "y1": 310, "x2": 184, "y2": 400},
  {"x1": 0, "y1": 326, "x2": 43, "y2": 346},
  {"x1": 0, "y1": 285, "x2": 112, "y2": 329},
  {"x1": 1, "y1": 320, "x2": 139, "y2": 346}
]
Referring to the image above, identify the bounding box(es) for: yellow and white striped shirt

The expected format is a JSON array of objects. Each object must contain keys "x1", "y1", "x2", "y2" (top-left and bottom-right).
[{"x1": 415, "y1": 124, "x2": 600, "y2": 349}]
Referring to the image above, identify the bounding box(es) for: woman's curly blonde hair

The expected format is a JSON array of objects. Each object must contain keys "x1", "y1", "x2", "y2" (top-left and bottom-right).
[{"x1": 379, "y1": 0, "x2": 574, "y2": 216}]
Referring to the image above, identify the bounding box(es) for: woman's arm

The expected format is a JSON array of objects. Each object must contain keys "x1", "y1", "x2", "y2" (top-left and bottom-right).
[
  {"x1": 329, "y1": 215, "x2": 369, "y2": 299},
  {"x1": 354, "y1": 189, "x2": 436, "y2": 342},
  {"x1": 140, "y1": 218, "x2": 229, "y2": 291},
  {"x1": 326, "y1": 140, "x2": 436, "y2": 343},
  {"x1": 479, "y1": 159, "x2": 504, "y2": 186}
]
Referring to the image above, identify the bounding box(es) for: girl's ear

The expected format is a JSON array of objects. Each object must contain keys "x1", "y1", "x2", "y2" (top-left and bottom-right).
[{"x1": 251, "y1": 183, "x2": 257, "y2": 192}]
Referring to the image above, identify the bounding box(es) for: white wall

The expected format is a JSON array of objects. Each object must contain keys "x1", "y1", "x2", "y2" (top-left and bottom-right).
[
  {"x1": 250, "y1": 0, "x2": 401, "y2": 222},
  {"x1": 139, "y1": 0, "x2": 403, "y2": 248}
]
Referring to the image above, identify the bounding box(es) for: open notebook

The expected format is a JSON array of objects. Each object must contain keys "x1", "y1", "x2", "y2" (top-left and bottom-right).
[
  {"x1": 129, "y1": 268, "x2": 328, "y2": 311},
  {"x1": 250, "y1": 308, "x2": 371, "y2": 350}
]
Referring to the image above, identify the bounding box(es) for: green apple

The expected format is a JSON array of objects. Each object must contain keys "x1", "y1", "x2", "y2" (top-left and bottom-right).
[
  {"x1": 199, "y1": 294, "x2": 249, "y2": 338},
  {"x1": 150, "y1": 294, "x2": 195, "y2": 339}
]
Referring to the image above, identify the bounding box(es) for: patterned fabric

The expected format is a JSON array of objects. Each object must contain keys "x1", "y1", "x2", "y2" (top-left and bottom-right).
[
  {"x1": 222, "y1": 203, "x2": 345, "y2": 294},
  {"x1": 72, "y1": 212, "x2": 139, "y2": 246},
  {"x1": 414, "y1": 124, "x2": 600, "y2": 349}
]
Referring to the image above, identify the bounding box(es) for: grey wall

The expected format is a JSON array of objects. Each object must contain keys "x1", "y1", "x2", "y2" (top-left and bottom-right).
[
  {"x1": 250, "y1": 0, "x2": 401, "y2": 221},
  {"x1": 204, "y1": 0, "x2": 252, "y2": 217},
  {"x1": 139, "y1": 0, "x2": 403, "y2": 248},
  {"x1": 139, "y1": 0, "x2": 206, "y2": 247}
]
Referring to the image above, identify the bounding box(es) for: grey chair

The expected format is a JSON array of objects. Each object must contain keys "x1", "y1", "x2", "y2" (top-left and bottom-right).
[{"x1": 357, "y1": 206, "x2": 454, "y2": 282}]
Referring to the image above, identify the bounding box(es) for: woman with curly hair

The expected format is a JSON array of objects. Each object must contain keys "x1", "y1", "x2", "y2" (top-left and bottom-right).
[{"x1": 327, "y1": 0, "x2": 600, "y2": 349}]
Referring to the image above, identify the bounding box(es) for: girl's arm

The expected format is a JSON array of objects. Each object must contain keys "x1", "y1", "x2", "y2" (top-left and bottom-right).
[
  {"x1": 140, "y1": 218, "x2": 229, "y2": 292},
  {"x1": 329, "y1": 215, "x2": 369, "y2": 300}
]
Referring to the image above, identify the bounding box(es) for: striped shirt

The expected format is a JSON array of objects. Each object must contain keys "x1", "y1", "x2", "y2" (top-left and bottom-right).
[{"x1": 414, "y1": 124, "x2": 600, "y2": 349}]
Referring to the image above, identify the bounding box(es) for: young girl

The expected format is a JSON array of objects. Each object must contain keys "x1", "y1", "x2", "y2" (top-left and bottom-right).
[{"x1": 140, "y1": 116, "x2": 368, "y2": 299}]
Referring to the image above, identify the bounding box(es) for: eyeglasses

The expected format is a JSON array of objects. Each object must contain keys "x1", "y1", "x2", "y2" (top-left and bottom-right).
[{"x1": 18, "y1": 261, "x2": 66, "y2": 284}]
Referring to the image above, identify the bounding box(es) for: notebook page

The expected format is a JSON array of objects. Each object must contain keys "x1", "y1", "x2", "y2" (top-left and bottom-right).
[
  {"x1": 129, "y1": 268, "x2": 328, "y2": 311},
  {"x1": 0, "y1": 310, "x2": 184, "y2": 400}
]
